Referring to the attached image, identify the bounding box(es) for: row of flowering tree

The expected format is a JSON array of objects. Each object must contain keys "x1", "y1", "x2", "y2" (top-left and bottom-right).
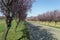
[
  {"x1": 0, "y1": 0, "x2": 34, "y2": 40},
  {"x1": 27, "y1": 10, "x2": 60, "y2": 25}
]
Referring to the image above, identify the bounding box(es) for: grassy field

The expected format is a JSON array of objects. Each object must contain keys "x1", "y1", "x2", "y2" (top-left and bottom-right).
[
  {"x1": 0, "y1": 20, "x2": 29, "y2": 40},
  {"x1": 28, "y1": 21, "x2": 60, "y2": 29}
]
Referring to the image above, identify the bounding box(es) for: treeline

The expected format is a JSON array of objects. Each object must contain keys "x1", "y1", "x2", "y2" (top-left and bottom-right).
[{"x1": 27, "y1": 10, "x2": 60, "y2": 22}]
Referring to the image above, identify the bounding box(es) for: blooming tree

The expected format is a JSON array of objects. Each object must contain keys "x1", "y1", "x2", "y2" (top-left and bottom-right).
[{"x1": 0, "y1": 0, "x2": 34, "y2": 40}]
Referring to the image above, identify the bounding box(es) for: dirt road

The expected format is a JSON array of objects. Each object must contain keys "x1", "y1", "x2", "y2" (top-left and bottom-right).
[{"x1": 26, "y1": 22, "x2": 60, "y2": 40}]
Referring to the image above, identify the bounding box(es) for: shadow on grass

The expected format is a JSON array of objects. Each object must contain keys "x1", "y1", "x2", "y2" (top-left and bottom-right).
[
  {"x1": 17, "y1": 22, "x2": 57, "y2": 40},
  {"x1": 17, "y1": 28, "x2": 30, "y2": 40}
]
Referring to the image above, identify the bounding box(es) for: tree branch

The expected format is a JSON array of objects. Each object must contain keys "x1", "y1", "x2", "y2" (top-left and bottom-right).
[
  {"x1": 9, "y1": 0, "x2": 13, "y2": 5},
  {"x1": 1, "y1": 0, "x2": 7, "y2": 8}
]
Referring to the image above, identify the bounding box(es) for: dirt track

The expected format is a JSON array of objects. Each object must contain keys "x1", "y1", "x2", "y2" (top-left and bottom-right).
[{"x1": 26, "y1": 22, "x2": 60, "y2": 40}]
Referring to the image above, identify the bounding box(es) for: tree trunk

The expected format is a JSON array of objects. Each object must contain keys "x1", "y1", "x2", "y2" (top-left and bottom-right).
[
  {"x1": 15, "y1": 20, "x2": 21, "y2": 32},
  {"x1": 2, "y1": 17, "x2": 12, "y2": 40},
  {"x1": 2, "y1": 1, "x2": 12, "y2": 40},
  {"x1": 55, "y1": 21, "x2": 57, "y2": 26},
  {"x1": 2, "y1": 26, "x2": 10, "y2": 40}
]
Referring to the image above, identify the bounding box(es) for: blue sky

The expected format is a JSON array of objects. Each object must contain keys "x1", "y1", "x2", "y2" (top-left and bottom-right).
[
  {"x1": 0, "y1": 12, "x2": 3, "y2": 16},
  {"x1": 27, "y1": 0, "x2": 60, "y2": 17}
]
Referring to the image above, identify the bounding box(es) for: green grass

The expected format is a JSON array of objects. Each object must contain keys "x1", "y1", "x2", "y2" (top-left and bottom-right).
[
  {"x1": 0, "y1": 20, "x2": 29, "y2": 40},
  {"x1": 39, "y1": 21, "x2": 60, "y2": 29},
  {"x1": 28, "y1": 21, "x2": 60, "y2": 29}
]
